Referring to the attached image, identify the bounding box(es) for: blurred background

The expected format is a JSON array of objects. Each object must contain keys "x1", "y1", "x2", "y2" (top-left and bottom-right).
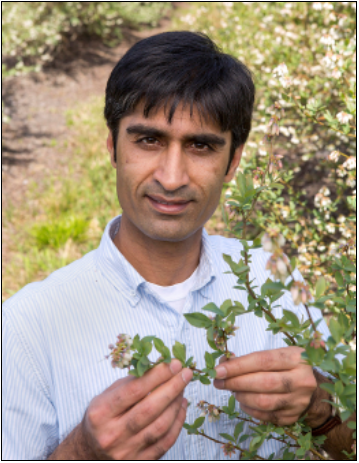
[{"x1": 2, "y1": 2, "x2": 356, "y2": 302}]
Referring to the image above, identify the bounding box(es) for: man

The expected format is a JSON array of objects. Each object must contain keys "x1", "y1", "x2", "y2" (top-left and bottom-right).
[{"x1": 2, "y1": 32, "x2": 354, "y2": 460}]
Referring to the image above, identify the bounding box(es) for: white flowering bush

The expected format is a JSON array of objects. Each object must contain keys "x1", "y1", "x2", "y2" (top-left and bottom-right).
[
  {"x1": 174, "y1": 1, "x2": 356, "y2": 290},
  {"x1": 105, "y1": 2, "x2": 356, "y2": 460},
  {"x1": 2, "y1": 2, "x2": 170, "y2": 78}
]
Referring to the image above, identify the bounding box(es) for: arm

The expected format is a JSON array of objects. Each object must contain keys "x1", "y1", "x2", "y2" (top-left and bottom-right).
[
  {"x1": 48, "y1": 360, "x2": 193, "y2": 460},
  {"x1": 213, "y1": 347, "x2": 355, "y2": 460}
]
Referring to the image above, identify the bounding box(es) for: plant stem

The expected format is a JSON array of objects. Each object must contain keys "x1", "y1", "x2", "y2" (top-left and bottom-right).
[
  {"x1": 197, "y1": 430, "x2": 266, "y2": 460},
  {"x1": 246, "y1": 275, "x2": 297, "y2": 346}
]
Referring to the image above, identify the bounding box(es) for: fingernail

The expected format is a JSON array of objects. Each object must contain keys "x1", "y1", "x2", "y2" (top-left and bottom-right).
[
  {"x1": 215, "y1": 365, "x2": 227, "y2": 379},
  {"x1": 182, "y1": 368, "x2": 193, "y2": 384},
  {"x1": 170, "y1": 359, "x2": 182, "y2": 375},
  {"x1": 182, "y1": 398, "x2": 188, "y2": 410},
  {"x1": 213, "y1": 379, "x2": 225, "y2": 389}
]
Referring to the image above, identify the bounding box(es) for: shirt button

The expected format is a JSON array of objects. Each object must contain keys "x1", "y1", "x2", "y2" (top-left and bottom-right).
[{"x1": 130, "y1": 291, "x2": 136, "y2": 297}]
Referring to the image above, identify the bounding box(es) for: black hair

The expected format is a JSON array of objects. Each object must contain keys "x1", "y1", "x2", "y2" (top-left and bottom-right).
[{"x1": 104, "y1": 31, "x2": 255, "y2": 171}]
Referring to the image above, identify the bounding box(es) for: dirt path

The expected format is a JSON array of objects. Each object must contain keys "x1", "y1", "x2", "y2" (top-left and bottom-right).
[{"x1": 2, "y1": 13, "x2": 182, "y2": 211}]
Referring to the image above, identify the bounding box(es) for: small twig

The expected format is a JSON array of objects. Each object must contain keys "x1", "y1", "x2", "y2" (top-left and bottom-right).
[{"x1": 197, "y1": 430, "x2": 266, "y2": 461}]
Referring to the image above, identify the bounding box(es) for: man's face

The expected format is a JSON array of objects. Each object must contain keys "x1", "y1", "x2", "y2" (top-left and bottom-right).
[{"x1": 107, "y1": 102, "x2": 243, "y2": 244}]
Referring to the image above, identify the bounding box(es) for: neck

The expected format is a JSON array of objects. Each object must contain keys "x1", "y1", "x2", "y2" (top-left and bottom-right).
[{"x1": 113, "y1": 215, "x2": 202, "y2": 286}]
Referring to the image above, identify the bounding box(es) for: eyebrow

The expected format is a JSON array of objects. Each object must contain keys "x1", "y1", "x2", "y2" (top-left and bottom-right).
[{"x1": 126, "y1": 124, "x2": 227, "y2": 147}]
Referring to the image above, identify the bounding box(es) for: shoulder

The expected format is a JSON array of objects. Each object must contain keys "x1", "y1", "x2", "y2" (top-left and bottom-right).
[{"x1": 2, "y1": 249, "x2": 97, "y2": 322}]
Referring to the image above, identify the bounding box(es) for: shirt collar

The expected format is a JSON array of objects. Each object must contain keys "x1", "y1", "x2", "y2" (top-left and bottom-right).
[{"x1": 95, "y1": 215, "x2": 217, "y2": 306}]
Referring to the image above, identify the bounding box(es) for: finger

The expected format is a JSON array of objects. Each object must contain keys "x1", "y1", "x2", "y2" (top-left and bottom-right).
[
  {"x1": 214, "y1": 347, "x2": 305, "y2": 380},
  {"x1": 240, "y1": 404, "x2": 298, "y2": 427},
  {"x1": 105, "y1": 359, "x2": 183, "y2": 417},
  {"x1": 125, "y1": 368, "x2": 192, "y2": 433},
  {"x1": 136, "y1": 394, "x2": 184, "y2": 451},
  {"x1": 219, "y1": 352, "x2": 236, "y2": 364},
  {"x1": 214, "y1": 371, "x2": 295, "y2": 394},
  {"x1": 234, "y1": 391, "x2": 294, "y2": 413},
  {"x1": 141, "y1": 398, "x2": 188, "y2": 460}
]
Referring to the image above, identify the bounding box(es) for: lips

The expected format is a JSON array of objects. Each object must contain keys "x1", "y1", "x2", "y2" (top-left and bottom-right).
[{"x1": 146, "y1": 194, "x2": 192, "y2": 214}]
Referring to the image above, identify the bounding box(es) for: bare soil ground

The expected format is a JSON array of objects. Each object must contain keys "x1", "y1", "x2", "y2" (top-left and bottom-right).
[{"x1": 2, "y1": 6, "x2": 188, "y2": 269}]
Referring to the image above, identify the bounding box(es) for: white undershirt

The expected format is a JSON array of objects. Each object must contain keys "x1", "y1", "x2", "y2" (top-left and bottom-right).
[{"x1": 146, "y1": 267, "x2": 199, "y2": 313}]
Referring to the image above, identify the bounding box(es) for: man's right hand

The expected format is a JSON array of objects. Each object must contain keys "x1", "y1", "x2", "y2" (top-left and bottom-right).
[{"x1": 62, "y1": 359, "x2": 193, "y2": 461}]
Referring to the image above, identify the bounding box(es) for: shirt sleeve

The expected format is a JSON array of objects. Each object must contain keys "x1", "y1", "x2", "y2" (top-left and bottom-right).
[{"x1": 2, "y1": 310, "x2": 59, "y2": 460}]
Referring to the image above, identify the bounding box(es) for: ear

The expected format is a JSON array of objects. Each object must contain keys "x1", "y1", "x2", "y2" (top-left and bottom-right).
[
  {"x1": 107, "y1": 131, "x2": 116, "y2": 168},
  {"x1": 223, "y1": 144, "x2": 244, "y2": 183}
]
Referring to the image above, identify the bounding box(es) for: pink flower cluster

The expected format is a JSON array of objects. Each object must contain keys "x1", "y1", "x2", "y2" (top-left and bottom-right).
[
  {"x1": 198, "y1": 401, "x2": 221, "y2": 423},
  {"x1": 106, "y1": 334, "x2": 134, "y2": 369},
  {"x1": 310, "y1": 331, "x2": 326, "y2": 350},
  {"x1": 221, "y1": 442, "x2": 237, "y2": 458},
  {"x1": 290, "y1": 281, "x2": 312, "y2": 305}
]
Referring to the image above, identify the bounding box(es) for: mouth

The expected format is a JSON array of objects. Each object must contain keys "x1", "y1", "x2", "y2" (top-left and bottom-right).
[{"x1": 146, "y1": 195, "x2": 192, "y2": 214}]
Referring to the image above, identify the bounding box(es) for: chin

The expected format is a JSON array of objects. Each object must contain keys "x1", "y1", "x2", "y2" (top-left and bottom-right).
[{"x1": 142, "y1": 224, "x2": 200, "y2": 243}]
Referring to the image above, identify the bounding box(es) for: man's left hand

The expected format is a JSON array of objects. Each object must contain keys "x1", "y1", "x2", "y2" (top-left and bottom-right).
[{"x1": 213, "y1": 347, "x2": 318, "y2": 427}]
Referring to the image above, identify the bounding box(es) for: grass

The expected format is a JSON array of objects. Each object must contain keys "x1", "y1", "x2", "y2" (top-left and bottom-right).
[{"x1": 2, "y1": 97, "x2": 120, "y2": 301}]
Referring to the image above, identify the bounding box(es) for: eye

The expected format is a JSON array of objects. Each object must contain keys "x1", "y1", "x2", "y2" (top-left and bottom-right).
[
  {"x1": 136, "y1": 137, "x2": 158, "y2": 145},
  {"x1": 192, "y1": 142, "x2": 213, "y2": 151}
]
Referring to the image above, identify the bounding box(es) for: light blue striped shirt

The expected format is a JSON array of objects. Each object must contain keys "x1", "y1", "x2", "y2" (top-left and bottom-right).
[{"x1": 3, "y1": 215, "x2": 333, "y2": 460}]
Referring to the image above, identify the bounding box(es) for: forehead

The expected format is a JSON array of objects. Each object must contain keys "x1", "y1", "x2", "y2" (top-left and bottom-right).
[{"x1": 120, "y1": 100, "x2": 228, "y2": 136}]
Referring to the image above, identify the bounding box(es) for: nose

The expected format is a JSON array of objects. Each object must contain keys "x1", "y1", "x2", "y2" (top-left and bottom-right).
[{"x1": 152, "y1": 142, "x2": 190, "y2": 192}]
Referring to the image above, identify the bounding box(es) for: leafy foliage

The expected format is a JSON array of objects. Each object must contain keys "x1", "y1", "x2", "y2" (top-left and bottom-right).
[{"x1": 2, "y1": 2, "x2": 171, "y2": 77}]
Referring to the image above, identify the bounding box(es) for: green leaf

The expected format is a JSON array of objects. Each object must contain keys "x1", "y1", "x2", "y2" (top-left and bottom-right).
[
  {"x1": 334, "y1": 380, "x2": 344, "y2": 396},
  {"x1": 137, "y1": 356, "x2": 150, "y2": 377},
  {"x1": 340, "y1": 409, "x2": 353, "y2": 422},
  {"x1": 319, "y1": 383, "x2": 335, "y2": 395},
  {"x1": 237, "y1": 172, "x2": 247, "y2": 196},
  {"x1": 343, "y1": 260, "x2": 356, "y2": 273},
  {"x1": 316, "y1": 277, "x2": 327, "y2": 298},
  {"x1": 184, "y1": 312, "x2": 212, "y2": 329},
  {"x1": 347, "y1": 421, "x2": 356, "y2": 430},
  {"x1": 329, "y1": 318, "x2": 345, "y2": 344},
  {"x1": 202, "y1": 303, "x2": 224, "y2": 317},
  {"x1": 205, "y1": 351, "x2": 215, "y2": 369},
  {"x1": 162, "y1": 346, "x2": 172, "y2": 363},
  {"x1": 220, "y1": 299, "x2": 233, "y2": 317},
  {"x1": 234, "y1": 421, "x2": 244, "y2": 440},
  {"x1": 172, "y1": 341, "x2": 186, "y2": 365},
  {"x1": 219, "y1": 433, "x2": 235, "y2": 442},
  {"x1": 132, "y1": 334, "x2": 141, "y2": 351},
  {"x1": 283, "y1": 309, "x2": 300, "y2": 328},
  {"x1": 231, "y1": 302, "x2": 246, "y2": 315},
  {"x1": 203, "y1": 368, "x2": 217, "y2": 379},
  {"x1": 142, "y1": 342, "x2": 153, "y2": 357},
  {"x1": 228, "y1": 395, "x2": 236, "y2": 414},
  {"x1": 249, "y1": 435, "x2": 264, "y2": 452},
  {"x1": 261, "y1": 279, "x2": 285, "y2": 296},
  {"x1": 270, "y1": 183, "x2": 285, "y2": 190},
  {"x1": 238, "y1": 434, "x2": 250, "y2": 445},
  {"x1": 192, "y1": 416, "x2": 205, "y2": 429},
  {"x1": 199, "y1": 375, "x2": 211, "y2": 385},
  {"x1": 154, "y1": 337, "x2": 165, "y2": 353},
  {"x1": 223, "y1": 254, "x2": 250, "y2": 276},
  {"x1": 334, "y1": 272, "x2": 344, "y2": 287},
  {"x1": 342, "y1": 384, "x2": 356, "y2": 398},
  {"x1": 142, "y1": 336, "x2": 156, "y2": 343}
]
